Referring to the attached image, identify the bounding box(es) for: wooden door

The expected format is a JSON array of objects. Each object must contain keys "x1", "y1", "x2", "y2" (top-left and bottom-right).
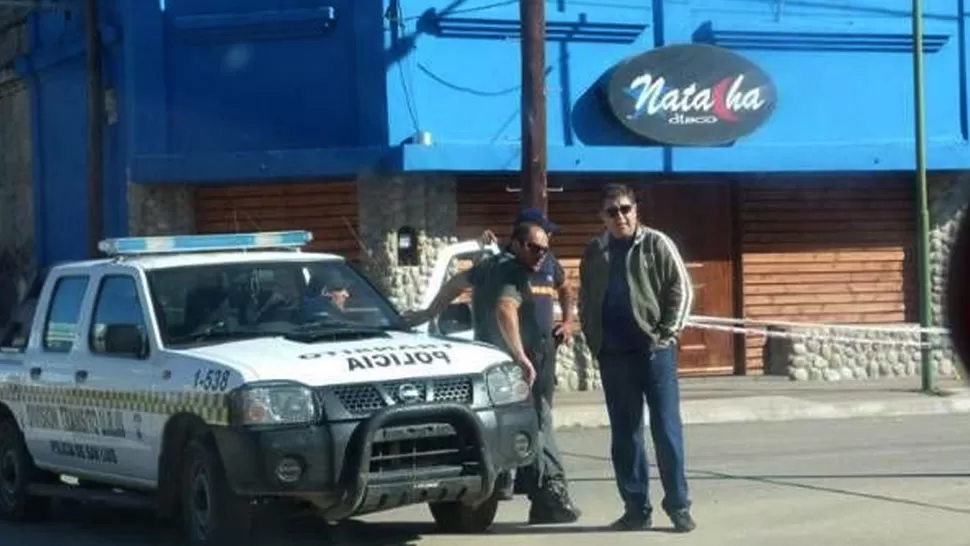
[{"x1": 640, "y1": 182, "x2": 737, "y2": 375}]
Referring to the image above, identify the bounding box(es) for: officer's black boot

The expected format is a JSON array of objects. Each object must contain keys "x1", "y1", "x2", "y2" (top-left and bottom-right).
[{"x1": 527, "y1": 476, "x2": 581, "y2": 525}]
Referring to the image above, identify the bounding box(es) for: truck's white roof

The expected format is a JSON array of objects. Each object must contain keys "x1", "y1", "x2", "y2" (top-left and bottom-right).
[{"x1": 50, "y1": 250, "x2": 346, "y2": 273}]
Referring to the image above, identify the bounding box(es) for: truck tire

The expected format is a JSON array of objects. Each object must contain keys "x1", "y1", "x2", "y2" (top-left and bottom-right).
[
  {"x1": 180, "y1": 437, "x2": 253, "y2": 545},
  {"x1": 0, "y1": 419, "x2": 52, "y2": 522},
  {"x1": 429, "y1": 492, "x2": 501, "y2": 533}
]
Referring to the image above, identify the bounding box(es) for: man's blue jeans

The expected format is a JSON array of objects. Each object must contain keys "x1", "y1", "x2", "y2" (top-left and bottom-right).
[{"x1": 598, "y1": 344, "x2": 691, "y2": 516}]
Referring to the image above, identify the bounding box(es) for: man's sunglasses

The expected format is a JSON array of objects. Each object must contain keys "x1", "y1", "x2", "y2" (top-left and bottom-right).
[
  {"x1": 604, "y1": 204, "x2": 634, "y2": 218},
  {"x1": 524, "y1": 241, "x2": 549, "y2": 256}
]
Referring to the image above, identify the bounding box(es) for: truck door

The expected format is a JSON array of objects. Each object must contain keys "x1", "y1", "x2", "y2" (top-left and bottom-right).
[
  {"x1": 73, "y1": 269, "x2": 158, "y2": 483},
  {"x1": 21, "y1": 273, "x2": 93, "y2": 474},
  {"x1": 0, "y1": 269, "x2": 47, "y2": 430},
  {"x1": 419, "y1": 240, "x2": 500, "y2": 341}
]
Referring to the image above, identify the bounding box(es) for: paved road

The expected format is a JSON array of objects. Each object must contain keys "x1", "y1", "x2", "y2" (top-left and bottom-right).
[{"x1": 2, "y1": 414, "x2": 968, "y2": 546}]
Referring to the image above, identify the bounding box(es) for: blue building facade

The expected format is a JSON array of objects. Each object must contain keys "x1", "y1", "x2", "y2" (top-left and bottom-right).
[{"x1": 13, "y1": 0, "x2": 970, "y2": 379}]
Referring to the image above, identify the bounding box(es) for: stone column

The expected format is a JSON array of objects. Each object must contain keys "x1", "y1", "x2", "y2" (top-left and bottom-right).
[
  {"x1": 127, "y1": 182, "x2": 196, "y2": 236},
  {"x1": 355, "y1": 173, "x2": 458, "y2": 310},
  {"x1": 928, "y1": 174, "x2": 970, "y2": 380}
]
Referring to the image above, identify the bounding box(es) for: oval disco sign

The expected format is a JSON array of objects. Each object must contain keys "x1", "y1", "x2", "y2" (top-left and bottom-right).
[{"x1": 605, "y1": 43, "x2": 778, "y2": 146}]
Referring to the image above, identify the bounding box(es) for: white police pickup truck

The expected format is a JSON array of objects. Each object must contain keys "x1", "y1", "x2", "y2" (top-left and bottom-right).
[{"x1": 0, "y1": 231, "x2": 537, "y2": 545}]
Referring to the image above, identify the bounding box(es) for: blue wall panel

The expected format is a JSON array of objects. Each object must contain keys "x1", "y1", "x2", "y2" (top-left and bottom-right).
[
  {"x1": 164, "y1": 0, "x2": 362, "y2": 152},
  {"x1": 19, "y1": 4, "x2": 127, "y2": 266},
  {"x1": 384, "y1": 0, "x2": 664, "y2": 171},
  {"x1": 34, "y1": 64, "x2": 89, "y2": 265},
  {"x1": 666, "y1": 0, "x2": 964, "y2": 145},
  {"x1": 384, "y1": 1, "x2": 655, "y2": 146},
  {"x1": 121, "y1": 0, "x2": 391, "y2": 181},
  {"x1": 386, "y1": 0, "x2": 970, "y2": 172},
  {"x1": 663, "y1": 0, "x2": 969, "y2": 171}
]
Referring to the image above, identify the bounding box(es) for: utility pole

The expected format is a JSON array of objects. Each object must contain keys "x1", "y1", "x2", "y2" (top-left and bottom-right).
[
  {"x1": 911, "y1": 0, "x2": 935, "y2": 393},
  {"x1": 84, "y1": 0, "x2": 105, "y2": 257},
  {"x1": 519, "y1": 0, "x2": 548, "y2": 214}
]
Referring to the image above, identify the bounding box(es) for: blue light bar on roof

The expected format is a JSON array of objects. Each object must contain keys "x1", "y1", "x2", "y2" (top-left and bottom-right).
[{"x1": 97, "y1": 230, "x2": 314, "y2": 256}]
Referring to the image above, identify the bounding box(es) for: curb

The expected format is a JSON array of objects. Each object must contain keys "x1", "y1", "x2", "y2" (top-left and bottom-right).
[{"x1": 552, "y1": 393, "x2": 970, "y2": 429}]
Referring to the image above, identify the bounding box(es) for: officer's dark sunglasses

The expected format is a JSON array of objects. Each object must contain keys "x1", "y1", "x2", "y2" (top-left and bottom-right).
[{"x1": 524, "y1": 241, "x2": 549, "y2": 257}]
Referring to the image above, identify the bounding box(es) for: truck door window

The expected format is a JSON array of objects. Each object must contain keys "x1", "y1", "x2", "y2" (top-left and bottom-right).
[
  {"x1": 89, "y1": 275, "x2": 147, "y2": 356},
  {"x1": 42, "y1": 276, "x2": 90, "y2": 353}
]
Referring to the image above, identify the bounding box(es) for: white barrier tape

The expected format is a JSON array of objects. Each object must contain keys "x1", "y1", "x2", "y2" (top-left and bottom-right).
[
  {"x1": 690, "y1": 314, "x2": 950, "y2": 336},
  {"x1": 686, "y1": 321, "x2": 936, "y2": 348}
]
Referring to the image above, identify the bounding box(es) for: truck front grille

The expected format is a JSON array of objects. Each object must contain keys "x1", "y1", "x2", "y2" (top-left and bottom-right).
[
  {"x1": 328, "y1": 376, "x2": 474, "y2": 416},
  {"x1": 368, "y1": 423, "x2": 474, "y2": 474}
]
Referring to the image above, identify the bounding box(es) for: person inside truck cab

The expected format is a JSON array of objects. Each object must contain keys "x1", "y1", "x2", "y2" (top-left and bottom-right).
[
  {"x1": 301, "y1": 271, "x2": 353, "y2": 320},
  {"x1": 324, "y1": 280, "x2": 351, "y2": 311},
  {"x1": 310, "y1": 271, "x2": 352, "y2": 311}
]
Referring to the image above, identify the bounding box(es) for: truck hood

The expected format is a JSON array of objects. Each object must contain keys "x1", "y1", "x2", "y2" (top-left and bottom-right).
[{"x1": 170, "y1": 331, "x2": 510, "y2": 387}]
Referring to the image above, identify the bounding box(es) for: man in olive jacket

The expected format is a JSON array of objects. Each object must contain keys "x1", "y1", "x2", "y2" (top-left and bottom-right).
[{"x1": 578, "y1": 183, "x2": 697, "y2": 533}]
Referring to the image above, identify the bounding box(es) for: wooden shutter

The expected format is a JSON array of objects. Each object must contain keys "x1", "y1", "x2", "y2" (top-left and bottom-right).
[
  {"x1": 740, "y1": 177, "x2": 917, "y2": 371},
  {"x1": 194, "y1": 182, "x2": 360, "y2": 261}
]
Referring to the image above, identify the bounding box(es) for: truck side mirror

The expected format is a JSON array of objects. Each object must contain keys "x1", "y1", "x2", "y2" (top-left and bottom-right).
[
  {"x1": 103, "y1": 324, "x2": 148, "y2": 359},
  {"x1": 438, "y1": 303, "x2": 473, "y2": 335}
]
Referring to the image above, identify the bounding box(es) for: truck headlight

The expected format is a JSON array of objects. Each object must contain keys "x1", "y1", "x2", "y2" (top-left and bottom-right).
[
  {"x1": 232, "y1": 383, "x2": 319, "y2": 426},
  {"x1": 485, "y1": 362, "x2": 531, "y2": 406}
]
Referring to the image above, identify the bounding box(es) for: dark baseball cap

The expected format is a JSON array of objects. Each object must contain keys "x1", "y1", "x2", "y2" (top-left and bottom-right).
[
  {"x1": 308, "y1": 269, "x2": 350, "y2": 293},
  {"x1": 514, "y1": 207, "x2": 560, "y2": 234}
]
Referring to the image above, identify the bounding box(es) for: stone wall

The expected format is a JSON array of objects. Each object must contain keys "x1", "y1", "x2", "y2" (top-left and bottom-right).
[
  {"x1": 778, "y1": 175, "x2": 969, "y2": 382},
  {"x1": 553, "y1": 334, "x2": 599, "y2": 391},
  {"x1": 355, "y1": 173, "x2": 458, "y2": 310},
  {"x1": 0, "y1": 23, "x2": 34, "y2": 326},
  {"x1": 769, "y1": 326, "x2": 955, "y2": 381},
  {"x1": 127, "y1": 182, "x2": 196, "y2": 236},
  {"x1": 928, "y1": 175, "x2": 970, "y2": 380}
]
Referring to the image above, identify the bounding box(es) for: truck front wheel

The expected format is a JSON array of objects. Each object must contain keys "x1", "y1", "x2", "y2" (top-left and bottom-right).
[
  {"x1": 0, "y1": 420, "x2": 52, "y2": 522},
  {"x1": 429, "y1": 492, "x2": 500, "y2": 533},
  {"x1": 180, "y1": 437, "x2": 253, "y2": 545}
]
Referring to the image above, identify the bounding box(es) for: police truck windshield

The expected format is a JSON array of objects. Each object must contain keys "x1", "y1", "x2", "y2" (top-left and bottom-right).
[{"x1": 145, "y1": 260, "x2": 403, "y2": 347}]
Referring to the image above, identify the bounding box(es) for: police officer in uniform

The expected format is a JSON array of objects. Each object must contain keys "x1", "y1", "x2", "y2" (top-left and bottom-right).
[
  {"x1": 403, "y1": 215, "x2": 581, "y2": 524},
  {"x1": 480, "y1": 209, "x2": 576, "y2": 503},
  {"x1": 481, "y1": 208, "x2": 577, "y2": 381}
]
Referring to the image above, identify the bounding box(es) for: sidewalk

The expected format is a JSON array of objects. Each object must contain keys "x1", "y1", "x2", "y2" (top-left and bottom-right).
[{"x1": 551, "y1": 375, "x2": 970, "y2": 429}]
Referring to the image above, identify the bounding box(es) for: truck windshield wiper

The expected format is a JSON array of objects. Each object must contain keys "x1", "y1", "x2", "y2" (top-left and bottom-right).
[
  {"x1": 284, "y1": 320, "x2": 391, "y2": 341},
  {"x1": 170, "y1": 322, "x2": 273, "y2": 345}
]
